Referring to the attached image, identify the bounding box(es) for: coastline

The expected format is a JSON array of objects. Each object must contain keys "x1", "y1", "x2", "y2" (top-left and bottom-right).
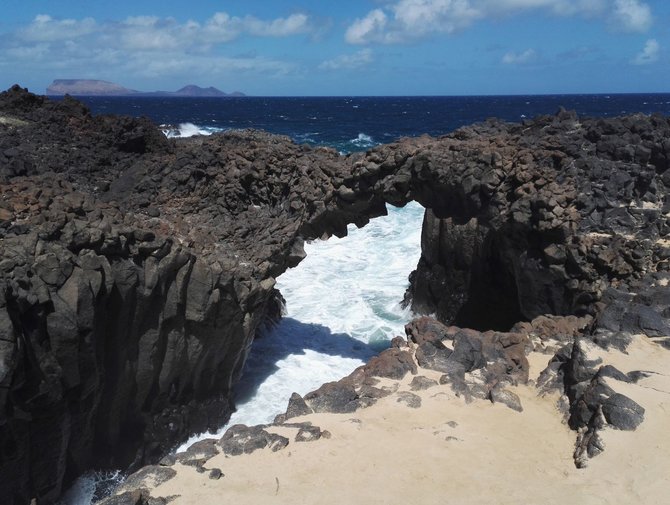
[
  {"x1": 3, "y1": 86, "x2": 670, "y2": 504},
  {"x1": 113, "y1": 332, "x2": 670, "y2": 505}
]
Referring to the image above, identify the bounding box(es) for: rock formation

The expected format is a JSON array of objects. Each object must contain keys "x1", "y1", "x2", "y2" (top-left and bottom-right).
[{"x1": 1, "y1": 85, "x2": 669, "y2": 503}]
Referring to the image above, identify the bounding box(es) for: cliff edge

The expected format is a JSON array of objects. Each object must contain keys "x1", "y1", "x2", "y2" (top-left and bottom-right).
[{"x1": 1, "y1": 85, "x2": 669, "y2": 504}]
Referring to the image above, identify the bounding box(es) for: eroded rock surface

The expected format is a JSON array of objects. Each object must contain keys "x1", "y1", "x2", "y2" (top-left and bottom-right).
[{"x1": 1, "y1": 86, "x2": 669, "y2": 503}]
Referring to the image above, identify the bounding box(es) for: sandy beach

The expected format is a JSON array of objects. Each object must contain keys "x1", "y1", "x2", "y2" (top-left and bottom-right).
[{"x1": 140, "y1": 335, "x2": 670, "y2": 505}]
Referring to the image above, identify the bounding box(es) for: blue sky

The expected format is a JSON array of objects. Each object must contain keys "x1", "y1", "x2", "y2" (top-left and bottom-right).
[{"x1": 0, "y1": 0, "x2": 668, "y2": 95}]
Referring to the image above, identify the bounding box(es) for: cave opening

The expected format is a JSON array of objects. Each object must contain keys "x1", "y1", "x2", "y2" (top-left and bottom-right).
[
  {"x1": 402, "y1": 208, "x2": 526, "y2": 332},
  {"x1": 223, "y1": 200, "x2": 530, "y2": 436}
]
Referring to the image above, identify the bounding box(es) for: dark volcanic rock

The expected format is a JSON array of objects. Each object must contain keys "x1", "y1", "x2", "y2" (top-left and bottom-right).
[
  {"x1": 396, "y1": 392, "x2": 422, "y2": 408},
  {"x1": 274, "y1": 392, "x2": 313, "y2": 423},
  {"x1": 100, "y1": 466, "x2": 176, "y2": 504},
  {"x1": 303, "y1": 380, "x2": 362, "y2": 414},
  {"x1": 218, "y1": 425, "x2": 289, "y2": 456},
  {"x1": 414, "y1": 342, "x2": 455, "y2": 373},
  {"x1": 409, "y1": 376, "x2": 439, "y2": 391},
  {"x1": 601, "y1": 393, "x2": 645, "y2": 430},
  {"x1": 489, "y1": 386, "x2": 523, "y2": 412},
  {"x1": 405, "y1": 316, "x2": 451, "y2": 345},
  {"x1": 294, "y1": 423, "x2": 325, "y2": 442},
  {"x1": 174, "y1": 439, "x2": 220, "y2": 467},
  {"x1": 1, "y1": 86, "x2": 670, "y2": 500},
  {"x1": 362, "y1": 348, "x2": 417, "y2": 379}
]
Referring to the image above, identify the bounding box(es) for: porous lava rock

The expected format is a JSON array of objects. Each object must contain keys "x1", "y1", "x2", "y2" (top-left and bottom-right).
[{"x1": 1, "y1": 86, "x2": 669, "y2": 502}]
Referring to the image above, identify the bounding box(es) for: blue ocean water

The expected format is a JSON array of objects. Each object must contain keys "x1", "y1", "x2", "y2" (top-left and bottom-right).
[
  {"x1": 79, "y1": 94, "x2": 670, "y2": 153},
  {"x1": 60, "y1": 94, "x2": 670, "y2": 504}
]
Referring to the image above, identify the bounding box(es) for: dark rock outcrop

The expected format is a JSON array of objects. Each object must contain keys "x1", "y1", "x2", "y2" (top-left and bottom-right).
[
  {"x1": 1, "y1": 86, "x2": 669, "y2": 502},
  {"x1": 218, "y1": 424, "x2": 289, "y2": 456},
  {"x1": 401, "y1": 110, "x2": 670, "y2": 331}
]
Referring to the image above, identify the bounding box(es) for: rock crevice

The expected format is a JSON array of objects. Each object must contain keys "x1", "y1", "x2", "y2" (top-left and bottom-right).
[{"x1": 1, "y1": 87, "x2": 669, "y2": 503}]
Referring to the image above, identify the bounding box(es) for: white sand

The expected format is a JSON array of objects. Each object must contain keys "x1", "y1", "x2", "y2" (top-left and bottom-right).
[{"x1": 150, "y1": 338, "x2": 670, "y2": 505}]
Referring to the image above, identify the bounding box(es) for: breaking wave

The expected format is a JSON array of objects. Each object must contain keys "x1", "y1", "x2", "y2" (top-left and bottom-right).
[{"x1": 161, "y1": 122, "x2": 225, "y2": 138}]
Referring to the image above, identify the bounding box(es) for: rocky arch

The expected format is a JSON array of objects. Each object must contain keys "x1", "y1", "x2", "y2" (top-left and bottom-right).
[{"x1": 1, "y1": 86, "x2": 670, "y2": 503}]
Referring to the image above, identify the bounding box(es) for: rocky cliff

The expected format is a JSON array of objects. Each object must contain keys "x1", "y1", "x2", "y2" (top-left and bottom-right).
[{"x1": 1, "y1": 85, "x2": 669, "y2": 504}]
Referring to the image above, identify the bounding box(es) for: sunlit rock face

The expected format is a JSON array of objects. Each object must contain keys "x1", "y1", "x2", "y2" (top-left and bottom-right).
[{"x1": 1, "y1": 85, "x2": 669, "y2": 503}]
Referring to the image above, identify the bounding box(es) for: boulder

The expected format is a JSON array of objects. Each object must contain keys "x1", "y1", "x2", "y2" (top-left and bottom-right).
[{"x1": 218, "y1": 425, "x2": 289, "y2": 456}]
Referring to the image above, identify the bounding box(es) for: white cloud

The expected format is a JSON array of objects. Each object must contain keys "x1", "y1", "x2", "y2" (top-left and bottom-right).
[
  {"x1": 610, "y1": 0, "x2": 652, "y2": 32},
  {"x1": 1, "y1": 12, "x2": 310, "y2": 84},
  {"x1": 502, "y1": 48, "x2": 537, "y2": 64},
  {"x1": 319, "y1": 49, "x2": 373, "y2": 70},
  {"x1": 16, "y1": 11, "x2": 313, "y2": 51},
  {"x1": 393, "y1": 0, "x2": 481, "y2": 35},
  {"x1": 345, "y1": 0, "x2": 653, "y2": 44},
  {"x1": 632, "y1": 38, "x2": 659, "y2": 65},
  {"x1": 345, "y1": 9, "x2": 390, "y2": 44},
  {"x1": 245, "y1": 13, "x2": 310, "y2": 37},
  {"x1": 125, "y1": 54, "x2": 297, "y2": 79},
  {"x1": 19, "y1": 14, "x2": 97, "y2": 42}
]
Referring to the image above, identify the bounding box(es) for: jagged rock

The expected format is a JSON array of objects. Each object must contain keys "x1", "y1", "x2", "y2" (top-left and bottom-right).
[
  {"x1": 511, "y1": 315, "x2": 592, "y2": 352},
  {"x1": 294, "y1": 424, "x2": 324, "y2": 442},
  {"x1": 601, "y1": 393, "x2": 645, "y2": 430},
  {"x1": 208, "y1": 468, "x2": 223, "y2": 480},
  {"x1": 109, "y1": 466, "x2": 177, "y2": 499},
  {"x1": 174, "y1": 439, "x2": 219, "y2": 467},
  {"x1": 303, "y1": 381, "x2": 361, "y2": 414},
  {"x1": 2, "y1": 87, "x2": 670, "y2": 501},
  {"x1": 98, "y1": 489, "x2": 154, "y2": 505},
  {"x1": 597, "y1": 365, "x2": 632, "y2": 383},
  {"x1": 396, "y1": 392, "x2": 422, "y2": 408},
  {"x1": 362, "y1": 348, "x2": 417, "y2": 379},
  {"x1": 274, "y1": 392, "x2": 313, "y2": 423},
  {"x1": 414, "y1": 342, "x2": 455, "y2": 374},
  {"x1": 405, "y1": 317, "x2": 451, "y2": 346},
  {"x1": 489, "y1": 386, "x2": 523, "y2": 412},
  {"x1": 218, "y1": 425, "x2": 289, "y2": 456},
  {"x1": 409, "y1": 376, "x2": 439, "y2": 391}
]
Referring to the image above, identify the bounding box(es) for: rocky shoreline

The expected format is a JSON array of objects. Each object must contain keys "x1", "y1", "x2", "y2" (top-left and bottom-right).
[
  {"x1": 103, "y1": 313, "x2": 670, "y2": 505},
  {"x1": 1, "y1": 85, "x2": 669, "y2": 504}
]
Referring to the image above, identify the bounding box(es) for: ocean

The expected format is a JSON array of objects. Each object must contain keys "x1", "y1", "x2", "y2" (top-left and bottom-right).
[{"x1": 57, "y1": 94, "x2": 670, "y2": 504}]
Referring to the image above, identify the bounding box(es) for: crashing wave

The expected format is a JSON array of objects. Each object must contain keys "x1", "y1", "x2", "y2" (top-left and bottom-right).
[
  {"x1": 350, "y1": 133, "x2": 375, "y2": 147},
  {"x1": 161, "y1": 122, "x2": 225, "y2": 138}
]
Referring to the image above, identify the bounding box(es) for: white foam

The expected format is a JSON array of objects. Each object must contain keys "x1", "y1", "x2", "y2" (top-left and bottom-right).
[
  {"x1": 161, "y1": 122, "x2": 224, "y2": 138},
  {"x1": 62, "y1": 201, "x2": 426, "y2": 501},
  {"x1": 351, "y1": 132, "x2": 374, "y2": 145},
  {"x1": 177, "y1": 201, "x2": 424, "y2": 450},
  {"x1": 57, "y1": 470, "x2": 123, "y2": 505}
]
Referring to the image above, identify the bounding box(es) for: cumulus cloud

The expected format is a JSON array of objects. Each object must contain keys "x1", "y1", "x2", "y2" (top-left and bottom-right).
[
  {"x1": 632, "y1": 38, "x2": 659, "y2": 65},
  {"x1": 245, "y1": 13, "x2": 310, "y2": 37},
  {"x1": 610, "y1": 0, "x2": 652, "y2": 32},
  {"x1": 346, "y1": 1, "x2": 480, "y2": 44},
  {"x1": 15, "y1": 11, "x2": 312, "y2": 50},
  {"x1": 19, "y1": 14, "x2": 97, "y2": 42},
  {"x1": 319, "y1": 49, "x2": 373, "y2": 70},
  {"x1": 502, "y1": 48, "x2": 537, "y2": 64},
  {"x1": 345, "y1": 0, "x2": 653, "y2": 44},
  {"x1": 0, "y1": 12, "x2": 310, "y2": 82},
  {"x1": 345, "y1": 9, "x2": 390, "y2": 44},
  {"x1": 0, "y1": 12, "x2": 312, "y2": 75}
]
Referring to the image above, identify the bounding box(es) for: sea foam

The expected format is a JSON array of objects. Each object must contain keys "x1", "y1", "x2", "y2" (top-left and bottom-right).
[
  {"x1": 161, "y1": 122, "x2": 225, "y2": 138},
  {"x1": 61, "y1": 201, "x2": 425, "y2": 504},
  {"x1": 177, "y1": 201, "x2": 424, "y2": 449}
]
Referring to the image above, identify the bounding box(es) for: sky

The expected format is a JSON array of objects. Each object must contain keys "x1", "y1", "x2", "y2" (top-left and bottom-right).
[{"x1": 0, "y1": 0, "x2": 668, "y2": 96}]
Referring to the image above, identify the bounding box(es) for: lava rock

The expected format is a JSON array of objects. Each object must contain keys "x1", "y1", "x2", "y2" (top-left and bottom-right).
[
  {"x1": 218, "y1": 425, "x2": 289, "y2": 456},
  {"x1": 602, "y1": 393, "x2": 645, "y2": 430}
]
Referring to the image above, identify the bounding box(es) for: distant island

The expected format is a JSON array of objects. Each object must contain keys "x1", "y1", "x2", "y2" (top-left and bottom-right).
[{"x1": 45, "y1": 79, "x2": 245, "y2": 97}]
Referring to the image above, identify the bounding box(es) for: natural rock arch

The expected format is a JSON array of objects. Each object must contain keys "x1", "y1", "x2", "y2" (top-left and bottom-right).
[{"x1": 1, "y1": 86, "x2": 669, "y2": 503}]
